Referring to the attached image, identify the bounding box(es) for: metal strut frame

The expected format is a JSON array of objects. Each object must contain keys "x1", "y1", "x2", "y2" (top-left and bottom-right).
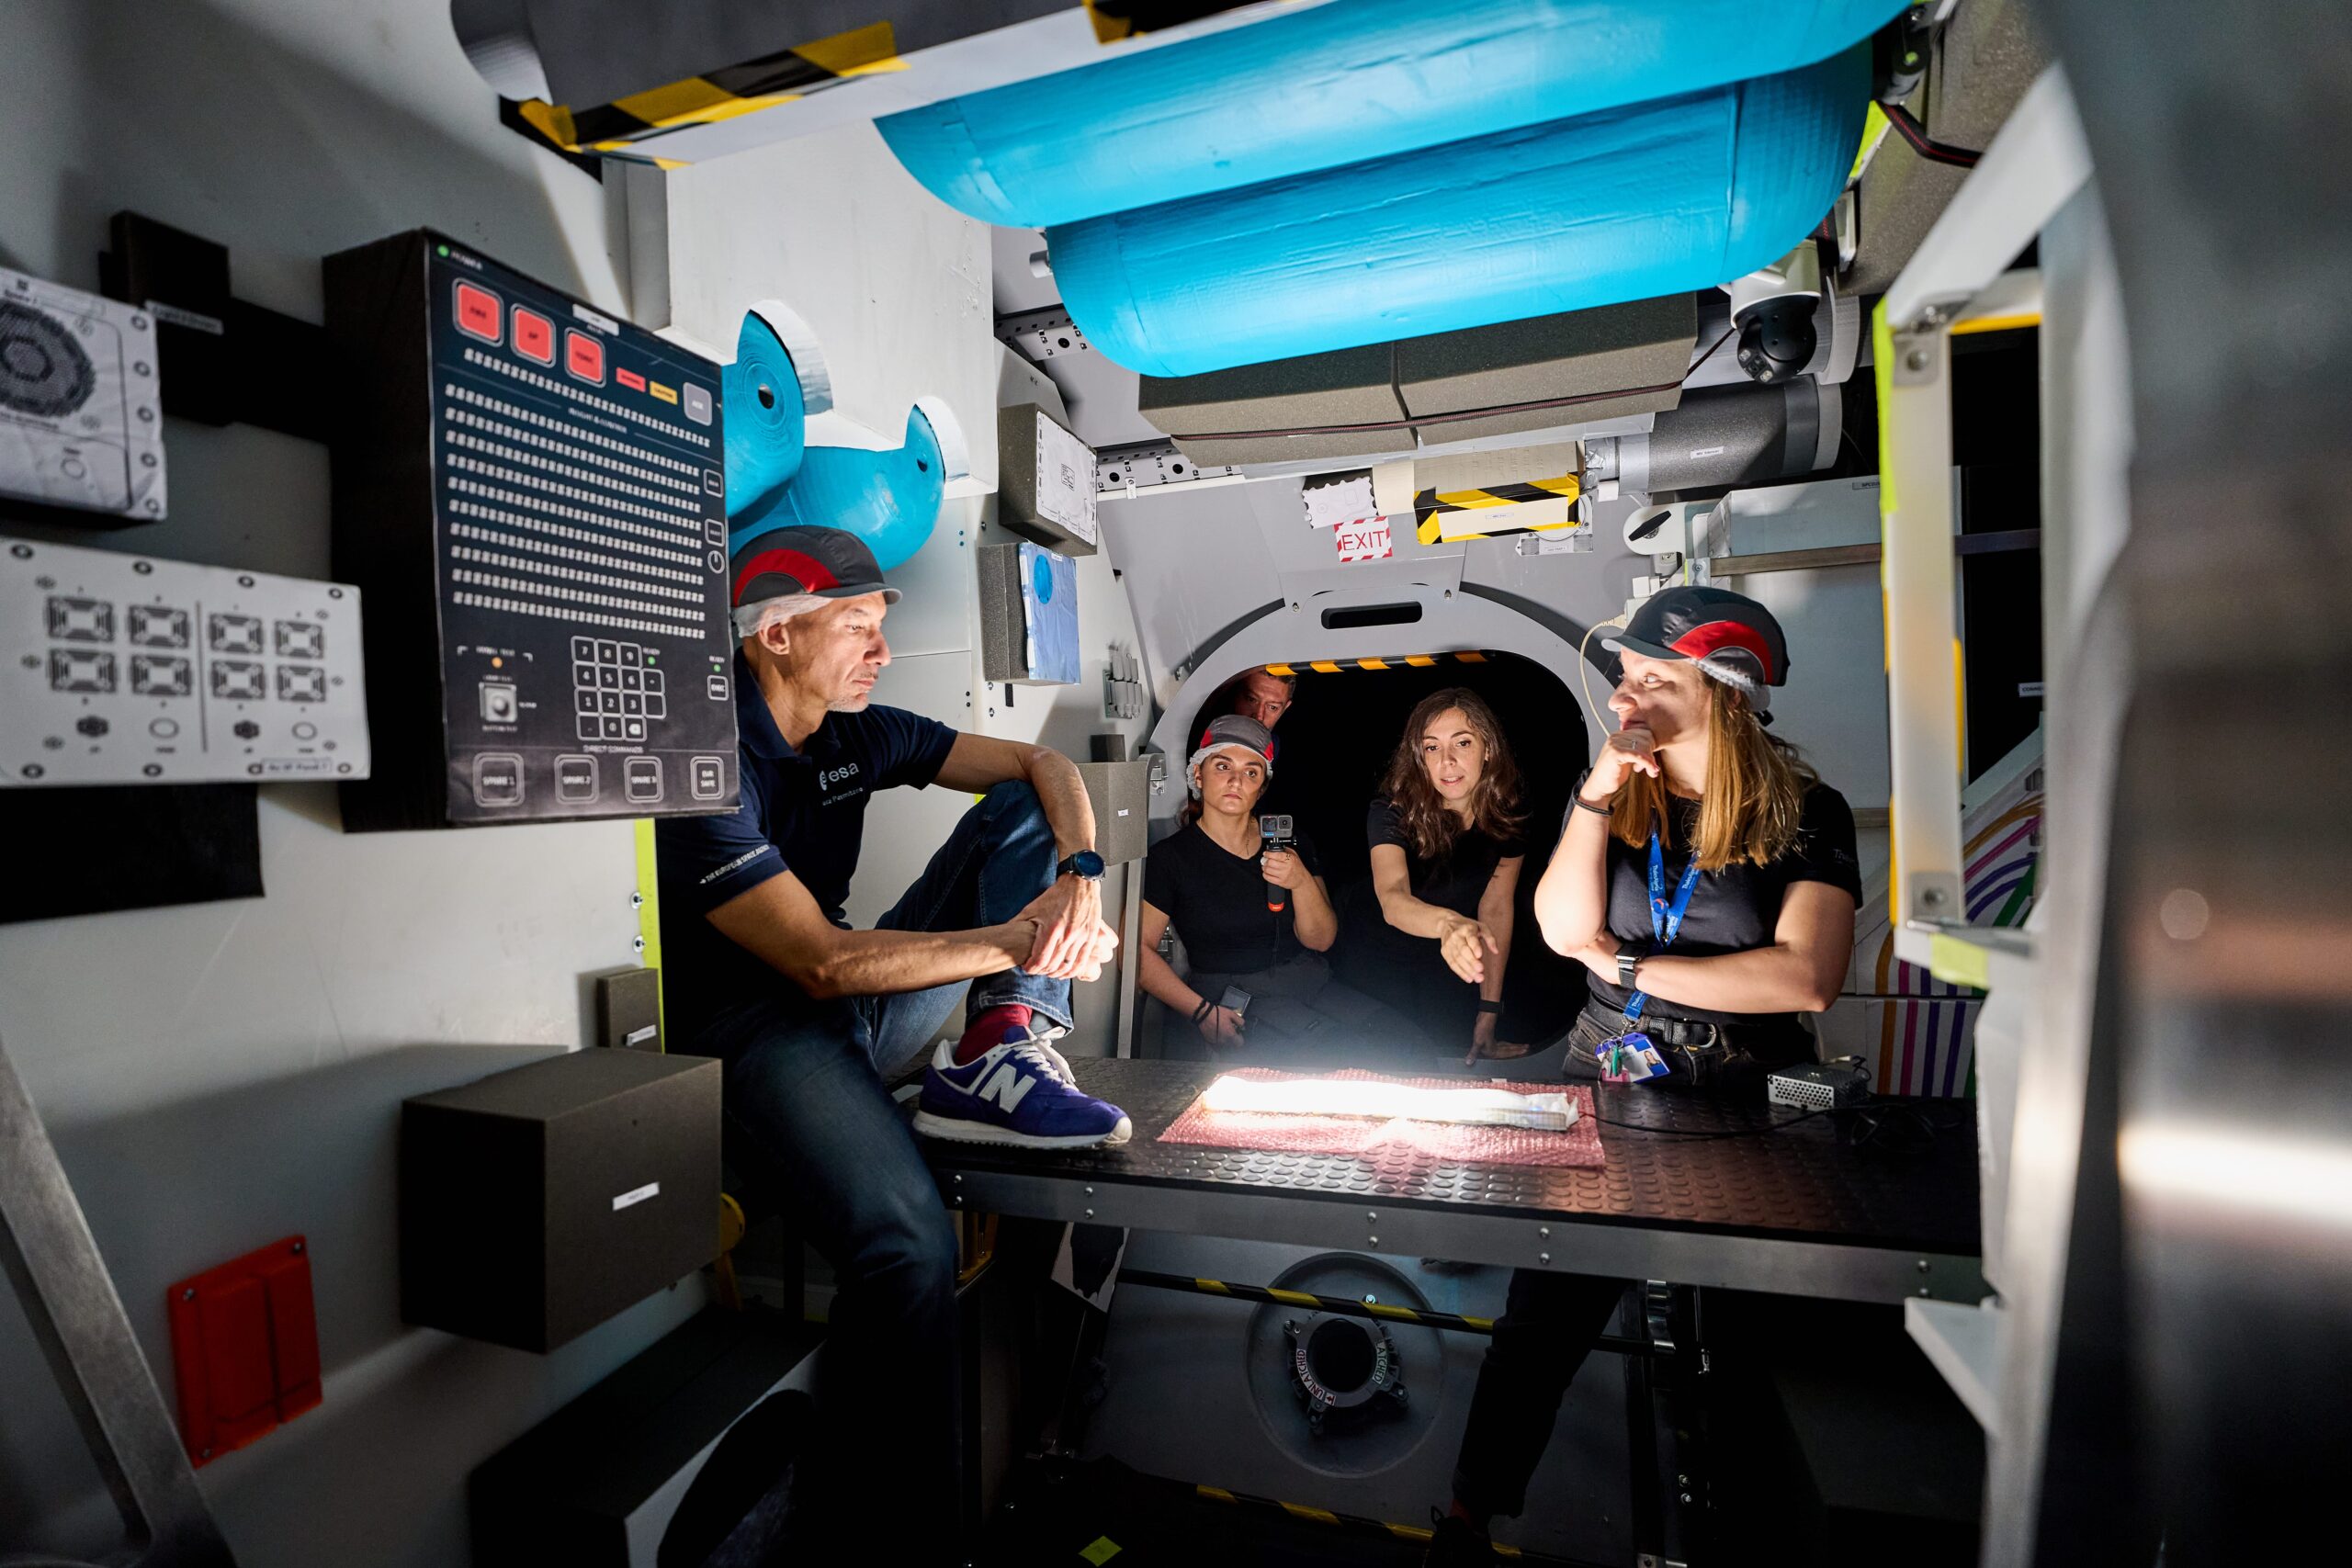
[{"x1": 0, "y1": 1034, "x2": 236, "y2": 1568}]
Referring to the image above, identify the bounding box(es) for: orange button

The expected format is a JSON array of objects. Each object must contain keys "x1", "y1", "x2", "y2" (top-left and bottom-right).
[
  {"x1": 566, "y1": 330, "x2": 605, "y2": 384},
  {"x1": 513, "y1": 308, "x2": 554, "y2": 365},
  {"x1": 454, "y1": 281, "x2": 501, "y2": 344},
  {"x1": 616, "y1": 367, "x2": 647, "y2": 392}
]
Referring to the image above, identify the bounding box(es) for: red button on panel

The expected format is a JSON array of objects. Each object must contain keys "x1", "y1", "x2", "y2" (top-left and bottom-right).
[
  {"x1": 454, "y1": 281, "x2": 502, "y2": 344},
  {"x1": 566, "y1": 329, "x2": 605, "y2": 384},
  {"x1": 616, "y1": 367, "x2": 647, "y2": 392},
  {"x1": 513, "y1": 307, "x2": 555, "y2": 365}
]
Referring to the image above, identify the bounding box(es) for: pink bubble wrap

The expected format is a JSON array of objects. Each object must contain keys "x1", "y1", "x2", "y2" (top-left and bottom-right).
[{"x1": 1158, "y1": 1068, "x2": 1604, "y2": 1168}]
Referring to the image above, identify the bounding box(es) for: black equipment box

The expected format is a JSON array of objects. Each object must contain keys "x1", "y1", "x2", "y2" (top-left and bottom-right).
[
  {"x1": 469, "y1": 1306, "x2": 820, "y2": 1566},
  {"x1": 325, "y1": 230, "x2": 739, "y2": 829},
  {"x1": 401, "y1": 1047, "x2": 722, "y2": 1353}
]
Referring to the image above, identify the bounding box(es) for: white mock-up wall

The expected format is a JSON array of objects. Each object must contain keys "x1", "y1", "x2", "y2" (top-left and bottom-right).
[
  {"x1": 626, "y1": 125, "x2": 1000, "y2": 491},
  {"x1": 0, "y1": 3, "x2": 702, "y2": 1564}
]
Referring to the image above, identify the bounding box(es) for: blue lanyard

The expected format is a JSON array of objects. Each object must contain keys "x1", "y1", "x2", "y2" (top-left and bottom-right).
[{"x1": 1621, "y1": 831, "x2": 1702, "y2": 1027}]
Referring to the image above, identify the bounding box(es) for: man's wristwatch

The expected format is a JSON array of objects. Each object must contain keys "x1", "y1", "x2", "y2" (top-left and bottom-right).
[
  {"x1": 1057, "y1": 850, "x2": 1106, "y2": 882},
  {"x1": 1615, "y1": 942, "x2": 1648, "y2": 990}
]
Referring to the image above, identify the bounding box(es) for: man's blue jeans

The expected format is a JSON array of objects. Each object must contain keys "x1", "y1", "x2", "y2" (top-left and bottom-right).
[{"x1": 689, "y1": 781, "x2": 1069, "y2": 1557}]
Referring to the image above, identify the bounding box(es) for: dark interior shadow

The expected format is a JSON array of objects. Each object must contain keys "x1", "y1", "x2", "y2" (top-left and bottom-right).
[{"x1": 1184, "y1": 654, "x2": 1595, "y2": 1052}]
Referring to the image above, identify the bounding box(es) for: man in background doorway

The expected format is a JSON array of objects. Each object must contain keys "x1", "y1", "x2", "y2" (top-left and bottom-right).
[
  {"x1": 1231, "y1": 665, "x2": 1296, "y2": 737},
  {"x1": 1228, "y1": 665, "x2": 1298, "y2": 815}
]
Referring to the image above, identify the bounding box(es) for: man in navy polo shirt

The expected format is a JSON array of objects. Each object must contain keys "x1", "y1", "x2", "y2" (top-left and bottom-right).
[{"x1": 657, "y1": 523, "x2": 1126, "y2": 1558}]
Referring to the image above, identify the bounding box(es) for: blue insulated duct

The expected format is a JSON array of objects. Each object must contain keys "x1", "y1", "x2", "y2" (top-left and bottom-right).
[
  {"x1": 729, "y1": 405, "x2": 944, "y2": 571},
  {"x1": 721, "y1": 311, "x2": 807, "y2": 517},
  {"x1": 1049, "y1": 46, "x2": 1870, "y2": 379},
  {"x1": 876, "y1": 0, "x2": 1904, "y2": 230}
]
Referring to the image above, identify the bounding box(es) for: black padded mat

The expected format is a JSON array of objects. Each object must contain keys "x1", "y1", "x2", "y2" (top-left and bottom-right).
[{"x1": 922, "y1": 1058, "x2": 1978, "y2": 1256}]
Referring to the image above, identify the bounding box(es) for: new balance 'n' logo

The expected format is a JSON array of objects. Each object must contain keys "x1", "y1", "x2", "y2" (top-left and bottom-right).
[{"x1": 978, "y1": 1062, "x2": 1035, "y2": 1114}]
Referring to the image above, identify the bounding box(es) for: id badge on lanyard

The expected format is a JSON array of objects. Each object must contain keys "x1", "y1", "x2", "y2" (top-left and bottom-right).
[{"x1": 1595, "y1": 832, "x2": 1702, "y2": 1083}]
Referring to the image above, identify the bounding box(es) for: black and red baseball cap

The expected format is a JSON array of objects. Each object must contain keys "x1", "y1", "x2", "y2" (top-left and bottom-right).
[
  {"x1": 1186, "y1": 713, "x2": 1277, "y2": 789},
  {"x1": 729, "y1": 524, "x2": 899, "y2": 608},
  {"x1": 1605, "y1": 585, "x2": 1789, "y2": 693}
]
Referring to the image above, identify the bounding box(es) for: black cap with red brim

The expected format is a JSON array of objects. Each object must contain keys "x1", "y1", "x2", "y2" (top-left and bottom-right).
[
  {"x1": 1603, "y1": 584, "x2": 1789, "y2": 693},
  {"x1": 729, "y1": 524, "x2": 899, "y2": 607}
]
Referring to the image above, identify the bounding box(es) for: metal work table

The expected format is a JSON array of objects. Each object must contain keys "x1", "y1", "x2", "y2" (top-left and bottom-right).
[{"x1": 925, "y1": 1059, "x2": 1982, "y2": 1304}]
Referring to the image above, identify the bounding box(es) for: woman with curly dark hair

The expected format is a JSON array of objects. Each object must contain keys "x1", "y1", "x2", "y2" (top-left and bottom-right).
[{"x1": 1347, "y1": 687, "x2": 1532, "y2": 1062}]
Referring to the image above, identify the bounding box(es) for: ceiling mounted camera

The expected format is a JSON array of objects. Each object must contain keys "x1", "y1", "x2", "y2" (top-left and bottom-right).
[
  {"x1": 1626, "y1": 503, "x2": 1675, "y2": 544},
  {"x1": 1724, "y1": 242, "x2": 1825, "y2": 385}
]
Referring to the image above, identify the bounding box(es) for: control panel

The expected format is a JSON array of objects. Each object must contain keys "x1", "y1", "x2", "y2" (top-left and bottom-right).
[
  {"x1": 0, "y1": 536, "x2": 369, "y2": 786},
  {"x1": 325, "y1": 231, "x2": 738, "y2": 829}
]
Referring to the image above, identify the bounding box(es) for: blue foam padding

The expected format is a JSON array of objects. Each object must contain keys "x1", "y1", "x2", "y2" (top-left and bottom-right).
[
  {"x1": 1048, "y1": 46, "x2": 1870, "y2": 379},
  {"x1": 877, "y1": 0, "x2": 1902, "y2": 230},
  {"x1": 728, "y1": 405, "x2": 944, "y2": 571},
  {"x1": 721, "y1": 312, "x2": 806, "y2": 518}
]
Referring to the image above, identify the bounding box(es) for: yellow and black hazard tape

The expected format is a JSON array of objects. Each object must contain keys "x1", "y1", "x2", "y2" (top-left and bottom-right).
[
  {"x1": 1121, "y1": 1268, "x2": 1497, "y2": 1335},
  {"x1": 1261, "y1": 651, "x2": 1495, "y2": 676},
  {"x1": 514, "y1": 22, "x2": 903, "y2": 162},
  {"x1": 1190, "y1": 1482, "x2": 1537, "y2": 1559},
  {"x1": 1115, "y1": 1268, "x2": 1654, "y2": 1358},
  {"x1": 1413, "y1": 475, "x2": 1582, "y2": 545}
]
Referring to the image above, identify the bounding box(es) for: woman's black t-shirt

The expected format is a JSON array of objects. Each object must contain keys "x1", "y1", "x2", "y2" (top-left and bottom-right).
[
  {"x1": 1584, "y1": 781, "x2": 1863, "y2": 1029},
  {"x1": 1144, "y1": 823, "x2": 1326, "y2": 976},
  {"x1": 1365, "y1": 798, "x2": 1525, "y2": 917},
  {"x1": 1336, "y1": 799, "x2": 1527, "y2": 1046}
]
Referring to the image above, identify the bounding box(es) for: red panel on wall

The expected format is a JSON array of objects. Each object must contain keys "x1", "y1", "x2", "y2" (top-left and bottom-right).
[{"x1": 166, "y1": 1235, "x2": 321, "y2": 1466}]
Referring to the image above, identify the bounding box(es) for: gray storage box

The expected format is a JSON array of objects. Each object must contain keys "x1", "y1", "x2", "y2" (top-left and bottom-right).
[
  {"x1": 997, "y1": 402, "x2": 1100, "y2": 556},
  {"x1": 1077, "y1": 759, "x2": 1152, "y2": 865},
  {"x1": 1141, "y1": 297, "x2": 1697, "y2": 467}
]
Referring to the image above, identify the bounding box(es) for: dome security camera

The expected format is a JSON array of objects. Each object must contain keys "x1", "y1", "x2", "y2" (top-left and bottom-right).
[
  {"x1": 1626, "y1": 503, "x2": 1675, "y2": 545},
  {"x1": 1724, "y1": 243, "x2": 1825, "y2": 384}
]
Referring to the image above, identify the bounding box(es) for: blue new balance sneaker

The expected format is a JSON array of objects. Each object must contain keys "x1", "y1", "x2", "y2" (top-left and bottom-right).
[{"x1": 913, "y1": 1032, "x2": 1133, "y2": 1150}]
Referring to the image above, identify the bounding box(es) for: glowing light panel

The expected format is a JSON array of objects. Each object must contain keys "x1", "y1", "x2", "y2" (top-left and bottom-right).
[{"x1": 1200, "y1": 1074, "x2": 1576, "y2": 1131}]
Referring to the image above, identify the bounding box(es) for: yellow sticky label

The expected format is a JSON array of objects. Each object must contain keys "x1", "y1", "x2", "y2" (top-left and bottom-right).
[
  {"x1": 516, "y1": 98, "x2": 581, "y2": 151},
  {"x1": 1080, "y1": 1538, "x2": 1122, "y2": 1566},
  {"x1": 634, "y1": 818, "x2": 664, "y2": 1042},
  {"x1": 1928, "y1": 932, "x2": 1992, "y2": 991},
  {"x1": 650, "y1": 381, "x2": 679, "y2": 404},
  {"x1": 1853, "y1": 102, "x2": 1892, "y2": 179}
]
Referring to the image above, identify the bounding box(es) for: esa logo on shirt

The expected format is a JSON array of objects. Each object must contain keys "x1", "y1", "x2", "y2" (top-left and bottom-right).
[{"x1": 820, "y1": 761, "x2": 864, "y2": 804}]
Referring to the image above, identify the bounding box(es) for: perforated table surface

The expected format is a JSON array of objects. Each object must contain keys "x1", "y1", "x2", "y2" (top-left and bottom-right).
[{"x1": 922, "y1": 1058, "x2": 1983, "y2": 1304}]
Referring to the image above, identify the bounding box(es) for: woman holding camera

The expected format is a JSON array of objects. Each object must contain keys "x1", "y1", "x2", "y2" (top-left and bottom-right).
[
  {"x1": 1343, "y1": 688, "x2": 1532, "y2": 1062},
  {"x1": 1137, "y1": 715, "x2": 1430, "y2": 1061},
  {"x1": 1424, "y1": 588, "x2": 1861, "y2": 1567}
]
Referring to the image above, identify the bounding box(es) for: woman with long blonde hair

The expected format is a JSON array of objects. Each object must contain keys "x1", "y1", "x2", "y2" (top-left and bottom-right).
[
  {"x1": 1352, "y1": 687, "x2": 1532, "y2": 1061},
  {"x1": 1423, "y1": 587, "x2": 1861, "y2": 1567}
]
